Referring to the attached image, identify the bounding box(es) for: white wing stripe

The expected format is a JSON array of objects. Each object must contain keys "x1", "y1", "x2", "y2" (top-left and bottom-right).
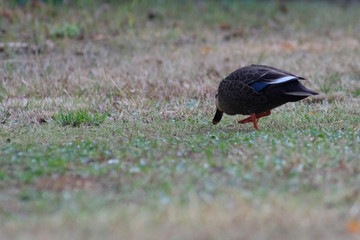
[{"x1": 266, "y1": 76, "x2": 297, "y2": 84}]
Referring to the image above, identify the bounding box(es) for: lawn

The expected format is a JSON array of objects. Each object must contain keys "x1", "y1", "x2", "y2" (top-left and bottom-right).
[{"x1": 1, "y1": 0, "x2": 360, "y2": 239}]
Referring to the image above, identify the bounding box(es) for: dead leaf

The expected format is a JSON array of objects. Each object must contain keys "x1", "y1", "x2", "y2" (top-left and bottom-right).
[
  {"x1": 0, "y1": 8, "x2": 14, "y2": 19},
  {"x1": 219, "y1": 22, "x2": 231, "y2": 30},
  {"x1": 31, "y1": 0, "x2": 46, "y2": 8},
  {"x1": 346, "y1": 220, "x2": 360, "y2": 234},
  {"x1": 281, "y1": 43, "x2": 296, "y2": 51},
  {"x1": 199, "y1": 46, "x2": 212, "y2": 54},
  {"x1": 279, "y1": 2, "x2": 288, "y2": 14}
]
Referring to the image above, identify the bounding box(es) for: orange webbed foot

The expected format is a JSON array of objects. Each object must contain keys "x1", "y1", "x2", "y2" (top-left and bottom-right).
[{"x1": 238, "y1": 111, "x2": 271, "y2": 130}]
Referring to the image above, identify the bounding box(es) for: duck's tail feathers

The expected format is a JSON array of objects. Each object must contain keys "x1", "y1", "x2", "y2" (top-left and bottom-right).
[
  {"x1": 283, "y1": 82, "x2": 318, "y2": 97},
  {"x1": 285, "y1": 90, "x2": 318, "y2": 97}
]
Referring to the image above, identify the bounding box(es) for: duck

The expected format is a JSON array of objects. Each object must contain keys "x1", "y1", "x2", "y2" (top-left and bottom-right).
[{"x1": 212, "y1": 64, "x2": 318, "y2": 130}]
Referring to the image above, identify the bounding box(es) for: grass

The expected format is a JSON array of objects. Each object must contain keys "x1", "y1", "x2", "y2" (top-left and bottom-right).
[
  {"x1": 1, "y1": 0, "x2": 360, "y2": 239},
  {"x1": 53, "y1": 109, "x2": 107, "y2": 126}
]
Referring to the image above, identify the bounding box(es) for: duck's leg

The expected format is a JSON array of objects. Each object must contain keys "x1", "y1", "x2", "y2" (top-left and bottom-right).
[
  {"x1": 238, "y1": 111, "x2": 271, "y2": 123},
  {"x1": 255, "y1": 110, "x2": 271, "y2": 119},
  {"x1": 250, "y1": 113, "x2": 259, "y2": 130},
  {"x1": 238, "y1": 111, "x2": 271, "y2": 130},
  {"x1": 238, "y1": 116, "x2": 253, "y2": 124},
  {"x1": 238, "y1": 114, "x2": 259, "y2": 129}
]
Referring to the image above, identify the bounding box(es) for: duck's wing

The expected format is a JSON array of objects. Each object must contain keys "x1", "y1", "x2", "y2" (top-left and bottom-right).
[
  {"x1": 248, "y1": 65, "x2": 305, "y2": 92},
  {"x1": 251, "y1": 64, "x2": 305, "y2": 79}
]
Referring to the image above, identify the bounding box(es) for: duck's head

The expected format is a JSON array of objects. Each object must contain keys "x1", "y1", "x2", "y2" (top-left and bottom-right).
[{"x1": 212, "y1": 93, "x2": 223, "y2": 125}]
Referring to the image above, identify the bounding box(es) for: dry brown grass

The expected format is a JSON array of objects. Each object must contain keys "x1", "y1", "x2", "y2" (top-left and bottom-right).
[{"x1": 2, "y1": 33, "x2": 360, "y2": 125}]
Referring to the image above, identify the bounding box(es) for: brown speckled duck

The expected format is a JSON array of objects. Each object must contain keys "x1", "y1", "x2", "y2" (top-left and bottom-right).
[{"x1": 213, "y1": 64, "x2": 318, "y2": 130}]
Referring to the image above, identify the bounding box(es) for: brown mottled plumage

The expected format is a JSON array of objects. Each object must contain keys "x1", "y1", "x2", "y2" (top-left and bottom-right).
[{"x1": 213, "y1": 64, "x2": 318, "y2": 130}]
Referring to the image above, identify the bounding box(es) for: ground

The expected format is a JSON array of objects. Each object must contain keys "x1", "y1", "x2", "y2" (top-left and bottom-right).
[{"x1": 0, "y1": 1, "x2": 360, "y2": 239}]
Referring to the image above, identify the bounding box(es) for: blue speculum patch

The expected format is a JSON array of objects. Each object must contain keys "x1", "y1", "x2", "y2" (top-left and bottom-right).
[{"x1": 250, "y1": 82, "x2": 268, "y2": 92}]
